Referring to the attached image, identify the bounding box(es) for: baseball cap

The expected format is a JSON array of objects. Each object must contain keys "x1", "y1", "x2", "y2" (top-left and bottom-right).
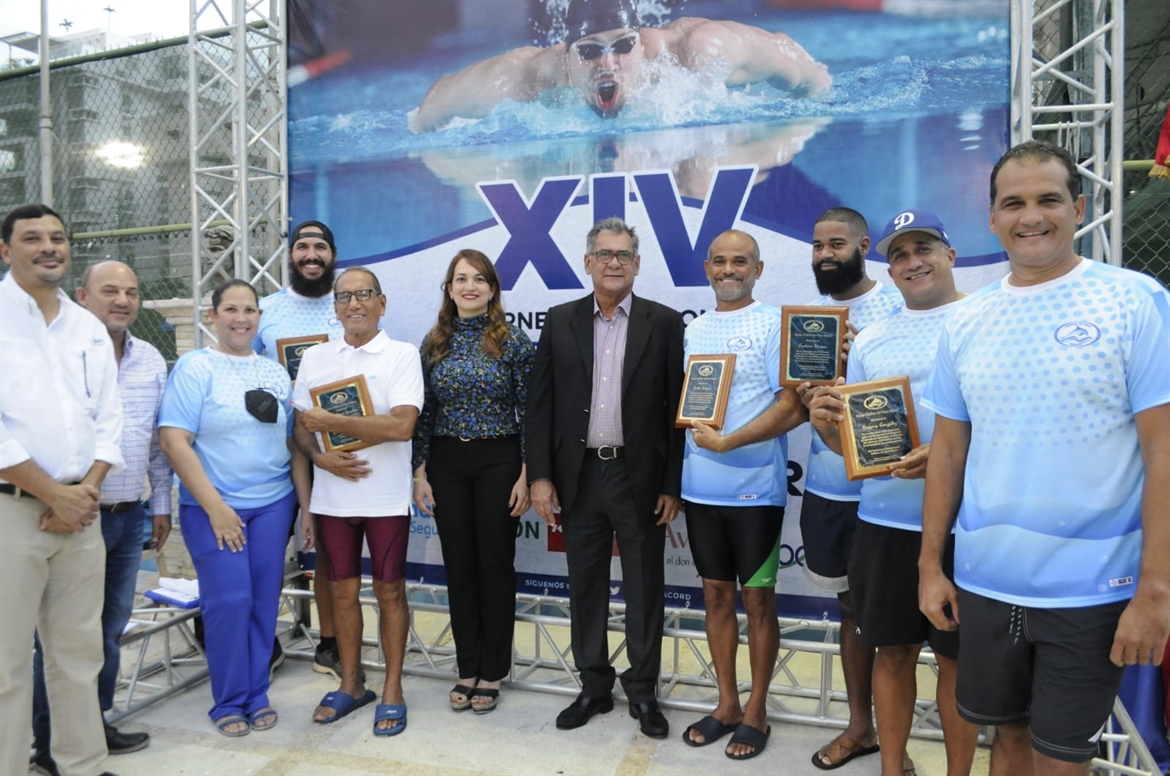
[
  {"x1": 874, "y1": 210, "x2": 951, "y2": 257},
  {"x1": 289, "y1": 220, "x2": 336, "y2": 254}
]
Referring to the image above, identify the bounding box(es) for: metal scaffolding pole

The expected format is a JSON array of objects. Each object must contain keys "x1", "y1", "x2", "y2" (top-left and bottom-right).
[
  {"x1": 1017, "y1": 0, "x2": 1124, "y2": 265},
  {"x1": 188, "y1": 0, "x2": 287, "y2": 347}
]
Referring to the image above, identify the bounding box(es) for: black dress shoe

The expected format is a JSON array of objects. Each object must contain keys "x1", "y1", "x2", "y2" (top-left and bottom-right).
[
  {"x1": 556, "y1": 693, "x2": 614, "y2": 729},
  {"x1": 30, "y1": 752, "x2": 59, "y2": 776},
  {"x1": 105, "y1": 724, "x2": 150, "y2": 754},
  {"x1": 629, "y1": 700, "x2": 669, "y2": 739}
]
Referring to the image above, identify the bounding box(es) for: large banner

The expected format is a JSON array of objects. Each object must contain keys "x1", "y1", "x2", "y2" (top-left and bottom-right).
[{"x1": 288, "y1": 0, "x2": 1011, "y2": 617}]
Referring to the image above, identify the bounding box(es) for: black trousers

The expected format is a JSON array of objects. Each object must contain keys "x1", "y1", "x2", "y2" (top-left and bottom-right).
[
  {"x1": 562, "y1": 457, "x2": 666, "y2": 704},
  {"x1": 429, "y1": 436, "x2": 521, "y2": 682}
]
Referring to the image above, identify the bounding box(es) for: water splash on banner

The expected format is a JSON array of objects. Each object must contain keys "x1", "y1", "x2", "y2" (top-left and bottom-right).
[{"x1": 289, "y1": 10, "x2": 1009, "y2": 166}]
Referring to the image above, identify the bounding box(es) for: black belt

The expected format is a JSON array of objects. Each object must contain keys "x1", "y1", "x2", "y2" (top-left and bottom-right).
[
  {"x1": 0, "y1": 483, "x2": 35, "y2": 499},
  {"x1": 102, "y1": 501, "x2": 140, "y2": 514},
  {"x1": 587, "y1": 445, "x2": 625, "y2": 461}
]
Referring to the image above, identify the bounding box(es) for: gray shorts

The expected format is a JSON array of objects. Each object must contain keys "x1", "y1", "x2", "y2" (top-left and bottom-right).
[{"x1": 955, "y1": 589, "x2": 1127, "y2": 763}]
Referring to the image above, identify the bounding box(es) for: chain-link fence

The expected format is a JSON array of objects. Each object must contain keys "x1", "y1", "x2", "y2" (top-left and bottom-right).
[
  {"x1": 0, "y1": 34, "x2": 284, "y2": 363},
  {"x1": 1121, "y1": 2, "x2": 1170, "y2": 288},
  {"x1": 1027, "y1": 0, "x2": 1169, "y2": 285}
]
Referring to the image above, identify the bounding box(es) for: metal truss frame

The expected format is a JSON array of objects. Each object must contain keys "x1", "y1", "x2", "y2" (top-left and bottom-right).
[
  {"x1": 279, "y1": 584, "x2": 952, "y2": 738},
  {"x1": 277, "y1": 584, "x2": 1159, "y2": 774},
  {"x1": 107, "y1": 581, "x2": 1157, "y2": 774},
  {"x1": 106, "y1": 604, "x2": 208, "y2": 725},
  {"x1": 1014, "y1": 0, "x2": 1125, "y2": 265},
  {"x1": 188, "y1": 0, "x2": 287, "y2": 347}
]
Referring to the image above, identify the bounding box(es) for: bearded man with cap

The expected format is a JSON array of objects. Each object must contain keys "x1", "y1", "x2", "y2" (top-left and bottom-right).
[
  {"x1": 254, "y1": 220, "x2": 346, "y2": 680},
  {"x1": 411, "y1": 0, "x2": 831, "y2": 132}
]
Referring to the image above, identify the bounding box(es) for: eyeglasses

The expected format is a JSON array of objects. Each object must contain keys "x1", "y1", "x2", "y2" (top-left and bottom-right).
[
  {"x1": 574, "y1": 33, "x2": 639, "y2": 62},
  {"x1": 333, "y1": 288, "x2": 379, "y2": 304},
  {"x1": 590, "y1": 250, "x2": 636, "y2": 265}
]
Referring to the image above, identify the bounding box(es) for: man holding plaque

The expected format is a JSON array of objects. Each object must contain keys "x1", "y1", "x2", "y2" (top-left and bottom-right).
[
  {"x1": 0, "y1": 204, "x2": 123, "y2": 776},
  {"x1": 680, "y1": 230, "x2": 806, "y2": 760},
  {"x1": 799, "y1": 207, "x2": 902, "y2": 771},
  {"x1": 292, "y1": 267, "x2": 424, "y2": 735},
  {"x1": 526, "y1": 217, "x2": 684, "y2": 739},
  {"x1": 920, "y1": 140, "x2": 1170, "y2": 775},
  {"x1": 255, "y1": 220, "x2": 346, "y2": 680},
  {"x1": 809, "y1": 210, "x2": 978, "y2": 776}
]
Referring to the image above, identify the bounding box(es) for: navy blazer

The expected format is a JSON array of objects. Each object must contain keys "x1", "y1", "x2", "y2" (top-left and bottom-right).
[{"x1": 526, "y1": 292, "x2": 685, "y2": 517}]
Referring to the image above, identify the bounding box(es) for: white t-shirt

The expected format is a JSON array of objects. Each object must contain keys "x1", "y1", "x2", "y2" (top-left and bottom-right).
[{"x1": 292, "y1": 330, "x2": 424, "y2": 517}]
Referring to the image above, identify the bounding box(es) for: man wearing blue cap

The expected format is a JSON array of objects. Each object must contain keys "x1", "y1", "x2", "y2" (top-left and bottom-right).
[
  {"x1": 808, "y1": 210, "x2": 978, "y2": 776},
  {"x1": 410, "y1": 0, "x2": 830, "y2": 132}
]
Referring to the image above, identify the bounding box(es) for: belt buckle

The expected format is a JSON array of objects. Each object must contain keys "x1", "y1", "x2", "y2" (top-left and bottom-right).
[{"x1": 597, "y1": 445, "x2": 617, "y2": 461}]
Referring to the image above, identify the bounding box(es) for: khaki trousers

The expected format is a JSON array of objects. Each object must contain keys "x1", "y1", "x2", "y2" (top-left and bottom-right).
[{"x1": 0, "y1": 493, "x2": 107, "y2": 776}]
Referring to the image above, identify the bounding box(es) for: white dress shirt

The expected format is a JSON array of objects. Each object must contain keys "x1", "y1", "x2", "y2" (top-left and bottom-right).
[{"x1": 0, "y1": 272, "x2": 124, "y2": 482}]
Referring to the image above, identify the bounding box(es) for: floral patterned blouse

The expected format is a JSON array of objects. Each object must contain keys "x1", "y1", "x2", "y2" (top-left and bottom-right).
[{"x1": 411, "y1": 314, "x2": 534, "y2": 470}]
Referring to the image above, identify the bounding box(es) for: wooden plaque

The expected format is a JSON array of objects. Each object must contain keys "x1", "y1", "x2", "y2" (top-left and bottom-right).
[
  {"x1": 276, "y1": 333, "x2": 329, "y2": 381},
  {"x1": 676, "y1": 354, "x2": 735, "y2": 429},
  {"x1": 308, "y1": 374, "x2": 375, "y2": 453},
  {"x1": 779, "y1": 306, "x2": 848, "y2": 387},
  {"x1": 838, "y1": 376, "x2": 921, "y2": 481}
]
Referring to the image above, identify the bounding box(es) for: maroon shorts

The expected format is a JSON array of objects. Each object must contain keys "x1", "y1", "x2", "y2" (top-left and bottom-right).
[{"x1": 315, "y1": 514, "x2": 409, "y2": 582}]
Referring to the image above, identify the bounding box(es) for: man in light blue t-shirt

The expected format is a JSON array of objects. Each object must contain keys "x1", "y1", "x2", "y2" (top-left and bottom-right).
[
  {"x1": 919, "y1": 140, "x2": 1170, "y2": 775},
  {"x1": 798, "y1": 207, "x2": 901, "y2": 771},
  {"x1": 809, "y1": 210, "x2": 978, "y2": 776},
  {"x1": 680, "y1": 230, "x2": 806, "y2": 761},
  {"x1": 255, "y1": 221, "x2": 345, "y2": 680}
]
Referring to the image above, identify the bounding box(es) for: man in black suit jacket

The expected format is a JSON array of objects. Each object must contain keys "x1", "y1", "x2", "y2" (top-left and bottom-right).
[{"x1": 527, "y1": 217, "x2": 684, "y2": 738}]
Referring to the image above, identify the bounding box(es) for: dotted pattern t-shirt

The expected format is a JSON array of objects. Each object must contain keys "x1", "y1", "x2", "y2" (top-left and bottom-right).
[
  {"x1": 682, "y1": 301, "x2": 789, "y2": 508},
  {"x1": 849, "y1": 299, "x2": 966, "y2": 531},
  {"x1": 159, "y1": 348, "x2": 294, "y2": 510},
  {"x1": 923, "y1": 261, "x2": 1170, "y2": 607},
  {"x1": 805, "y1": 281, "x2": 904, "y2": 501},
  {"x1": 253, "y1": 287, "x2": 343, "y2": 360}
]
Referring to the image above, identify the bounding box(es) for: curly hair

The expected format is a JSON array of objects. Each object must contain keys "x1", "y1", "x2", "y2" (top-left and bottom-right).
[{"x1": 421, "y1": 249, "x2": 511, "y2": 365}]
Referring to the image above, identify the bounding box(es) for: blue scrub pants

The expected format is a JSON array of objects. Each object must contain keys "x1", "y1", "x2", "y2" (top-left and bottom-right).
[{"x1": 181, "y1": 489, "x2": 296, "y2": 721}]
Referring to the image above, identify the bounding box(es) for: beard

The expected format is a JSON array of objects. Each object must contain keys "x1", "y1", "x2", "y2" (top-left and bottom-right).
[
  {"x1": 289, "y1": 260, "x2": 336, "y2": 298},
  {"x1": 813, "y1": 247, "x2": 866, "y2": 296}
]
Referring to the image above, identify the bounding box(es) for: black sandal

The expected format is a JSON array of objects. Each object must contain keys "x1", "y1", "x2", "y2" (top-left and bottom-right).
[
  {"x1": 449, "y1": 683, "x2": 475, "y2": 712},
  {"x1": 471, "y1": 687, "x2": 499, "y2": 714}
]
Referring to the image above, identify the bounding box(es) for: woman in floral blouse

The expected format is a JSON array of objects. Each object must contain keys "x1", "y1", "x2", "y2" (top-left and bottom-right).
[{"x1": 412, "y1": 249, "x2": 534, "y2": 715}]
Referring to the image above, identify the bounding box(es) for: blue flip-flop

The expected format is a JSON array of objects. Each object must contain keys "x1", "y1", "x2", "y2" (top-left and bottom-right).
[
  {"x1": 314, "y1": 689, "x2": 376, "y2": 724},
  {"x1": 247, "y1": 707, "x2": 279, "y2": 731},
  {"x1": 373, "y1": 703, "x2": 407, "y2": 737},
  {"x1": 215, "y1": 713, "x2": 251, "y2": 737}
]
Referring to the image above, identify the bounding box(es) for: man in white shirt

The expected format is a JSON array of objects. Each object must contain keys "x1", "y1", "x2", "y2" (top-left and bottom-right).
[
  {"x1": 30, "y1": 260, "x2": 171, "y2": 773},
  {"x1": 293, "y1": 267, "x2": 424, "y2": 735},
  {"x1": 0, "y1": 204, "x2": 124, "y2": 776}
]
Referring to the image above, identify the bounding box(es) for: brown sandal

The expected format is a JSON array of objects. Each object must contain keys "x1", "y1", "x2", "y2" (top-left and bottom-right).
[{"x1": 811, "y1": 733, "x2": 880, "y2": 770}]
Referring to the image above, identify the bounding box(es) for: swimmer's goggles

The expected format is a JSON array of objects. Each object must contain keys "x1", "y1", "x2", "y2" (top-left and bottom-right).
[{"x1": 574, "y1": 33, "x2": 639, "y2": 62}]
